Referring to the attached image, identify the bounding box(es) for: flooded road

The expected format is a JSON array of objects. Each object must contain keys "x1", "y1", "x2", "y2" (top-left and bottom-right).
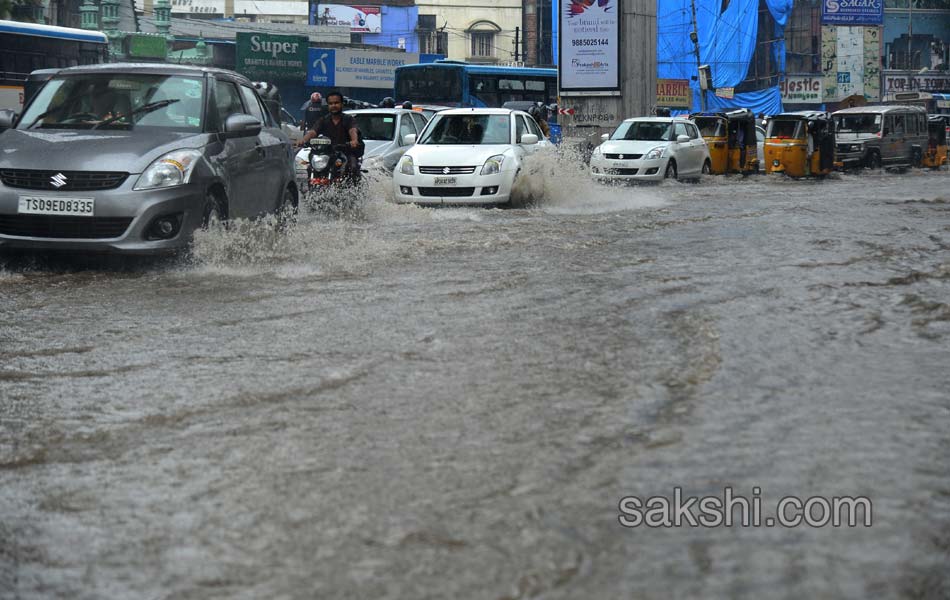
[{"x1": 2, "y1": 166, "x2": 949, "y2": 598}]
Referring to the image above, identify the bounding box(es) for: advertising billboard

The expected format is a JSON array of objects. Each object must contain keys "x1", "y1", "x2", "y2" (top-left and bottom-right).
[
  {"x1": 780, "y1": 76, "x2": 823, "y2": 103},
  {"x1": 558, "y1": 0, "x2": 621, "y2": 95},
  {"x1": 656, "y1": 79, "x2": 690, "y2": 107},
  {"x1": 308, "y1": 48, "x2": 420, "y2": 88},
  {"x1": 821, "y1": 0, "x2": 883, "y2": 26},
  {"x1": 310, "y1": 4, "x2": 382, "y2": 33},
  {"x1": 236, "y1": 33, "x2": 308, "y2": 80}
]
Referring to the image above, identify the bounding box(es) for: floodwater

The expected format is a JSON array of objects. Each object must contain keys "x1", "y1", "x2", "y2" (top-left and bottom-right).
[{"x1": 1, "y1": 158, "x2": 949, "y2": 599}]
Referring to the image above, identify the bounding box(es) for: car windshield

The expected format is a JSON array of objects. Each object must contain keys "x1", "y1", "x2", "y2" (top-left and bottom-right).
[
  {"x1": 352, "y1": 113, "x2": 397, "y2": 141},
  {"x1": 610, "y1": 121, "x2": 672, "y2": 141},
  {"x1": 695, "y1": 118, "x2": 725, "y2": 137},
  {"x1": 17, "y1": 73, "x2": 205, "y2": 131},
  {"x1": 419, "y1": 114, "x2": 510, "y2": 145},
  {"x1": 834, "y1": 114, "x2": 881, "y2": 134},
  {"x1": 766, "y1": 119, "x2": 802, "y2": 139}
]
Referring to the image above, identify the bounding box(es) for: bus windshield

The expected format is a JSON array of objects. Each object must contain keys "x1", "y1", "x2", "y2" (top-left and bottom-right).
[
  {"x1": 18, "y1": 73, "x2": 205, "y2": 130},
  {"x1": 834, "y1": 114, "x2": 881, "y2": 134},
  {"x1": 395, "y1": 66, "x2": 462, "y2": 105}
]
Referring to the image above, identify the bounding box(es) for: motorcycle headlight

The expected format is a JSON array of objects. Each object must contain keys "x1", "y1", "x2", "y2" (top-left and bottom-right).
[
  {"x1": 480, "y1": 154, "x2": 505, "y2": 175},
  {"x1": 310, "y1": 154, "x2": 330, "y2": 171},
  {"x1": 134, "y1": 149, "x2": 202, "y2": 190},
  {"x1": 646, "y1": 146, "x2": 666, "y2": 160},
  {"x1": 399, "y1": 155, "x2": 414, "y2": 175}
]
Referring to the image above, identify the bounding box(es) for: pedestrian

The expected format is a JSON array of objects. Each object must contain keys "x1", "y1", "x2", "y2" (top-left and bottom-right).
[{"x1": 301, "y1": 92, "x2": 326, "y2": 131}]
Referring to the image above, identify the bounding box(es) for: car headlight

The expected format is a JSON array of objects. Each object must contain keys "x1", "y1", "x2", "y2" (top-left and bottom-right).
[
  {"x1": 591, "y1": 145, "x2": 603, "y2": 158},
  {"x1": 310, "y1": 154, "x2": 330, "y2": 171},
  {"x1": 851, "y1": 144, "x2": 863, "y2": 152},
  {"x1": 134, "y1": 149, "x2": 202, "y2": 190},
  {"x1": 480, "y1": 154, "x2": 505, "y2": 175},
  {"x1": 645, "y1": 146, "x2": 666, "y2": 160},
  {"x1": 399, "y1": 155, "x2": 414, "y2": 175}
]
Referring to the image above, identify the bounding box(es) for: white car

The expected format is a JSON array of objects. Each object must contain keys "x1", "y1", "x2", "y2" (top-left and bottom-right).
[
  {"x1": 590, "y1": 117, "x2": 711, "y2": 182},
  {"x1": 392, "y1": 108, "x2": 551, "y2": 206}
]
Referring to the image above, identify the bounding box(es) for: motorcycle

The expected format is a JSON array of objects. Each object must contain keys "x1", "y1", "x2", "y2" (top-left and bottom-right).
[{"x1": 303, "y1": 135, "x2": 362, "y2": 213}]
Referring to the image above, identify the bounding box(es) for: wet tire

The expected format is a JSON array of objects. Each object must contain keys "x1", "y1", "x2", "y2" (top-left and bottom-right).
[
  {"x1": 664, "y1": 160, "x2": 677, "y2": 180},
  {"x1": 865, "y1": 151, "x2": 882, "y2": 170},
  {"x1": 702, "y1": 160, "x2": 711, "y2": 175},
  {"x1": 276, "y1": 184, "x2": 298, "y2": 230},
  {"x1": 201, "y1": 192, "x2": 227, "y2": 230}
]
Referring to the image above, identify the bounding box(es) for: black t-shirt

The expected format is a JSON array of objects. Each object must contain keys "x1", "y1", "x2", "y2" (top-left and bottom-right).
[
  {"x1": 303, "y1": 101, "x2": 326, "y2": 129},
  {"x1": 310, "y1": 113, "x2": 357, "y2": 147}
]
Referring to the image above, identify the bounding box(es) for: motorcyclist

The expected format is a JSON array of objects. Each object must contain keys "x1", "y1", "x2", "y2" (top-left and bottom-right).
[
  {"x1": 379, "y1": 96, "x2": 396, "y2": 108},
  {"x1": 528, "y1": 104, "x2": 550, "y2": 138},
  {"x1": 297, "y1": 90, "x2": 362, "y2": 181},
  {"x1": 301, "y1": 92, "x2": 326, "y2": 131}
]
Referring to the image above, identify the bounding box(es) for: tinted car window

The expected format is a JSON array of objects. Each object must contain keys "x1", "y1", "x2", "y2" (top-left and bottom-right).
[
  {"x1": 611, "y1": 121, "x2": 672, "y2": 141},
  {"x1": 688, "y1": 124, "x2": 700, "y2": 139},
  {"x1": 420, "y1": 114, "x2": 510, "y2": 145},
  {"x1": 399, "y1": 114, "x2": 416, "y2": 141},
  {"x1": 215, "y1": 80, "x2": 244, "y2": 123},
  {"x1": 239, "y1": 85, "x2": 264, "y2": 122},
  {"x1": 353, "y1": 113, "x2": 397, "y2": 140}
]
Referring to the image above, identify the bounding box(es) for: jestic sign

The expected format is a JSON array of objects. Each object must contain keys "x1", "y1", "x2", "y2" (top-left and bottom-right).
[
  {"x1": 236, "y1": 33, "x2": 308, "y2": 80},
  {"x1": 780, "y1": 76, "x2": 823, "y2": 103}
]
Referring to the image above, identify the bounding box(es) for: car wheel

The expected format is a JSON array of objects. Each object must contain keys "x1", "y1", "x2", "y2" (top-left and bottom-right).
[
  {"x1": 865, "y1": 151, "x2": 882, "y2": 170},
  {"x1": 702, "y1": 160, "x2": 711, "y2": 175},
  {"x1": 664, "y1": 160, "x2": 677, "y2": 180},
  {"x1": 276, "y1": 184, "x2": 298, "y2": 230},
  {"x1": 201, "y1": 192, "x2": 227, "y2": 230}
]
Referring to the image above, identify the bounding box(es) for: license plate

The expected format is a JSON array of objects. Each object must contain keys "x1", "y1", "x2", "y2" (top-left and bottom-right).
[
  {"x1": 433, "y1": 177, "x2": 457, "y2": 185},
  {"x1": 18, "y1": 196, "x2": 95, "y2": 217},
  {"x1": 613, "y1": 162, "x2": 627, "y2": 167}
]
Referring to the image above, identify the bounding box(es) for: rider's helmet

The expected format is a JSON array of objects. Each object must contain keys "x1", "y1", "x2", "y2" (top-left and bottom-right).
[
  {"x1": 380, "y1": 96, "x2": 395, "y2": 108},
  {"x1": 528, "y1": 104, "x2": 542, "y2": 120},
  {"x1": 310, "y1": 91, "x2": 322, "y2": 104},
  {"x1": 401, "y1": 101, "x2": 413, "y2": 110}
]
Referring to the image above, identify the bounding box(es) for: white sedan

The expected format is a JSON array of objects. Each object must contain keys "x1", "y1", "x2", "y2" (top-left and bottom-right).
[
  {"x1": 590, "y1": 117, "x2": 711, "y2": 182},
  {"x1": 392, "y1": 108, "x2": 551, "y2": 206}
]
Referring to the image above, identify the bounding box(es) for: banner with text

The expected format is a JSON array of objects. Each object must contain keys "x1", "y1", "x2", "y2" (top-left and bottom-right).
[
  {"x1": 310, "y1": 4, "x2": 382, "y2": 33},
  {"x1": 308, "y1": 48, "x2": 419, "y2": 89},
  {"x1": 558, "y1": 0, "x2": 620, "y2": 94},
  {"x1": 780, "y1": 76, "x2": 823, "y2": 103},
  {"x1": 236, "y1": 33, "x2": 308, "y2": 80},
  {"x1": 657, "y1": 79, "x2": 690, "y2": 107},
  {"x1": 821, "y1": 0, "x2": 883, "y2": 26}
]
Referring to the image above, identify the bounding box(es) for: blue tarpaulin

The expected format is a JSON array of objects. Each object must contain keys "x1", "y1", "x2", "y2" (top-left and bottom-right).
[{"x1": 658, "y1": 0, "x2": 792, "y2": 115}]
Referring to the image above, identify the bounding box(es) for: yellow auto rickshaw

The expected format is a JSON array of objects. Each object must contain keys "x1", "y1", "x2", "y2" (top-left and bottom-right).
[
  {"x1": 764, "y1": 111, "x2": 834, "y2": 178},
  {"x1": 922, "y1": 115, "x2": 948, "y2": 170},
  {"x1": 691, "y1": 112, "x2": 729, "y2": 173},
  {"x1": 691, "y1": 108, "x2": 758, "y2": 174}
]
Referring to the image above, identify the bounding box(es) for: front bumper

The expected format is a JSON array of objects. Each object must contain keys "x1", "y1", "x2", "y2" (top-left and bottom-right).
[
  {"x1": 589, "y1": 156, "x2": 666, "y2": 181},
  {"x1": 392, "y1": 169, "x2": 513, "y2": 205},
  {"x1": 0, "y1": 179, "x2": 207, "y2": 254}
]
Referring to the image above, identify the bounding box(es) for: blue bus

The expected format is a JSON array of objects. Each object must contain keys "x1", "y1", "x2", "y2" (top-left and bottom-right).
[
  {"x1": 0, "y1": 20, "x2": 108, "y2": 113},
  {"x1": 394, "y1": 61, "x2": 557, "y2": 108}
]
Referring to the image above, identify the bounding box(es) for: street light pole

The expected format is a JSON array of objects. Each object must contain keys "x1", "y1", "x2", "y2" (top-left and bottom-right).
[
  {"x1": 907, "y1": 0, "x2": 913, "y2": 69},
  {"x1": 690, "y1": 0, "x2": 706, "y2": 111}
]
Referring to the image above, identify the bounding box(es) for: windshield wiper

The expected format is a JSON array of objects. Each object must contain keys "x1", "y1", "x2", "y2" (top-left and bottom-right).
[
  {"x1": 25, "y1": 105, "x2": 69, "y2": 129},
  {"x1": 93, "y1": 98, "x2": 180, "y2": 129}
]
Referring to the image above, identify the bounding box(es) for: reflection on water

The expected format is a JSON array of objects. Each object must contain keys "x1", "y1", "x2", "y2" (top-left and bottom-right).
[{"x1": 1, "y1": 165, "x2": 950, "y2": 598}]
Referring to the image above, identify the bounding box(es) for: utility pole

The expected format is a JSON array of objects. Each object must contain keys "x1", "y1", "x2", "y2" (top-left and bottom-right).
[
  {"x1": 514, "y1": 26, "x2": 520, "y2": 63},
  {"x1": 689, "y1": 0, "x2": 706, "y2": 111},
  {"x1": 907, "y1": 0, "x2": 913, "y2": 70}
]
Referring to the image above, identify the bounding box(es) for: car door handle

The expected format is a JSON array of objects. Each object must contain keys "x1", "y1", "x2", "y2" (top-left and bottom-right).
[{"x1": 255, "y1": 143, "x2": 266, "y2": 157}]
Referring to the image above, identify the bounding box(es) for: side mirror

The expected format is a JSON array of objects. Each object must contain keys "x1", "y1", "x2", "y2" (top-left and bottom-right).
[
  {"x1": 402, "y1": 133, "x2": 416, "y2": 146},
  {"x1": 0, "y1": 110, "x2": 18, "y2": 130},
  {"x1": 223, "y1": 113, "x2": 262, "y2": 138},
  {"x1": 520, "y1": 133, "x2": 539, "y2": 145},
  {"x1": 676, "y1": 134, "x2": 690, "y2": 143},
  {"x1": 600, "y1": 133, "x2": 609, "y2": 141}
]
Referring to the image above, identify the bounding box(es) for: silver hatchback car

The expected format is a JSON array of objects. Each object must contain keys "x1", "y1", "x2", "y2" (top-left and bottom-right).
[{"x1": 0, "y1": 63, "x2": 297, "y2": 254}]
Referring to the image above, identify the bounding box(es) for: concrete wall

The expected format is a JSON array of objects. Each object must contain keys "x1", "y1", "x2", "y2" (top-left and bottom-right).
[
  {"x1": 363, "y1": 6, "x2": 420, "y2": 53},
  {"x1": 560, "y1": 0, "x2": 656, "y2": 145}
]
